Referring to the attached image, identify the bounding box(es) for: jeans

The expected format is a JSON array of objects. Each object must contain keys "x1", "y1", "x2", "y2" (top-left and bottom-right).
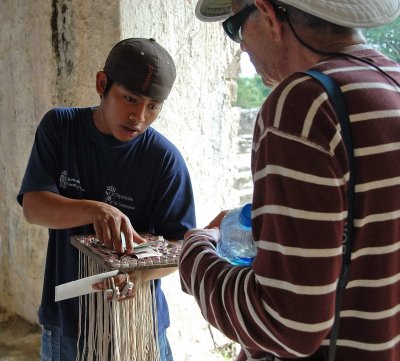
[
  {"x1": 41, "y1": 325, "x2": 174, "y2": 361},
  {"x1": 158, "y1": 329, "x2": 174, "y2": 361},
  {"x1": 40, "y1": 325, "x2": 77, "y2": 361}
]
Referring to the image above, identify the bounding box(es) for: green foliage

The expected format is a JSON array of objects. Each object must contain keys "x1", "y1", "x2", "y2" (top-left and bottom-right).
[
  {"x1": 234, "y1": 76, "x2": 272, "y2": 109},
  {"x1": 364, "y1": 19, "x2": 400, "y2": 62},
  {"x1": 235, "y1": 20, "x2": 400, "y2": 109}
]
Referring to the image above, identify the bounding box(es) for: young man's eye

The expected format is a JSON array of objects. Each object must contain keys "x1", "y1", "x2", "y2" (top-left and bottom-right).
[
  {"x1": 124, "y1": 96, "x2": 136, "y2": 103},
  {"x1": 149, "y1": 103, "x2": 162, "y2": 111}
]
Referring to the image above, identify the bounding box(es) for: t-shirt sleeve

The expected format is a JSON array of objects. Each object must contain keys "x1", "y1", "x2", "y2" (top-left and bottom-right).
[
  {"x1": 17, "y1": 109, "x2": 62, "y2": 206},
  {"x1": 151, "y1": 146, "x2": 196, "y2": 240}
]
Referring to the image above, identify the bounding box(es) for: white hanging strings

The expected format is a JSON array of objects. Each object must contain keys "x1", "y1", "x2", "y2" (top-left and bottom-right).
[{"x1": 77, "y1": 252, "x2": 160, "y2": 361}]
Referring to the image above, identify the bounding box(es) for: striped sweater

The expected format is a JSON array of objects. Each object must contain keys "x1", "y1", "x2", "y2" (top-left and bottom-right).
[{"x1": 179, "y1": 48, "x2": 400, "y2": 361}]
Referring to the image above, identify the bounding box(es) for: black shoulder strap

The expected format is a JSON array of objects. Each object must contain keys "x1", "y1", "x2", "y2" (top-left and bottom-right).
[{"x1": 305, "y1": 70, "x2": 355, "y2": 361}]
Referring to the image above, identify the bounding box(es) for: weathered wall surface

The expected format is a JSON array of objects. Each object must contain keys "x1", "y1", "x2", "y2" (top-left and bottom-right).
[
  {"x1": 0, "y1": 0, "x2": 240, "y2": 332},
  {"x1": 120, "y1": 0, "x2": 242, "y2": 225},
  {"x1": 1, "y1": 0, "x2": 54, "y2": 323}
]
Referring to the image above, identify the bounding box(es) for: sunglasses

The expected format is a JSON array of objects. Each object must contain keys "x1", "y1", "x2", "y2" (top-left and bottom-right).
[{"x1": 222, "y1": 3, "x2": 257, "y2": 43}]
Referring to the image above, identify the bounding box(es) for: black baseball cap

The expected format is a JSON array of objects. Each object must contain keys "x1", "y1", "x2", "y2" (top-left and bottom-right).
[{"x1": 104, "y1": 38, "x2": 176, "y2": 101}]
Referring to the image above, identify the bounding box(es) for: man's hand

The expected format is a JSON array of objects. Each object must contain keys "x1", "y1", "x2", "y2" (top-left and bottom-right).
[
  {"x1": 90, "y1": 202, "x2": 145, "y2": 254},
  {"x1": 183, "y1": 210, "x2": 228, "y2": 242},
  {"x1": 92, "y1": 271, "x2": 143, "y2": 302},
  {"x1": 22, "y1": 191, "x2": 146, "y2": 254},
  {"x1": 205, "y1": 210, "x2": 229, "y2": 229}
]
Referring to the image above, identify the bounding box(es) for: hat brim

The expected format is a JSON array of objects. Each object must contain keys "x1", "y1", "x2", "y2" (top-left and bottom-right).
[
  {"x1": 194, "y1": 0, "x2": 400, "y2": 27},
  {"x1": 281, "y1": 0, "x2": 400, "y2": 28},
  {"x1": 195, "y1": 0, "x2": 232, "y2": 22}
]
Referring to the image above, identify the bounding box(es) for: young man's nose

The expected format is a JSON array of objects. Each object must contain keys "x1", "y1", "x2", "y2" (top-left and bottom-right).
[{"x1": 129, "y1": 105, "x2": 146, "y2": 124}]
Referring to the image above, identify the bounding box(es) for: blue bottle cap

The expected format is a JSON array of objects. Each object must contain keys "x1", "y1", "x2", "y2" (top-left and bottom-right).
[{"x1": 239, "y1": 203, "x2": 252, "y2": 228}]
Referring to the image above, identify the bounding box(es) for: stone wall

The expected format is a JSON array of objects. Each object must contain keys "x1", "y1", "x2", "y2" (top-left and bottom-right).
[{"x1": 0, "y1": 0, "x2": 241, "y2": 325}]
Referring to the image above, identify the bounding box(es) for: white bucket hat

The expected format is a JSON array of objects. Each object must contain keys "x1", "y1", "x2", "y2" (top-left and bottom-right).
[{"x1": 195, "y1": 0, "x2": 400, "y2": 28}]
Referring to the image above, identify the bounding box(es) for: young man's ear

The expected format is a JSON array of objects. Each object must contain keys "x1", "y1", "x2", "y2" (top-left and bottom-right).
[{"x1": 95, "y1": 71, "x2": 107, "y2": 97}]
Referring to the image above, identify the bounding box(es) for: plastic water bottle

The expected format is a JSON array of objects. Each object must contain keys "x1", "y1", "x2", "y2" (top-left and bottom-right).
[{"x1": 217, "y1": 203, "x2": 257, "y2": 266}]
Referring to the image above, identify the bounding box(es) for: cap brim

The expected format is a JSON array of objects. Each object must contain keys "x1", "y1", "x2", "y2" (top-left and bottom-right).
[{"x1": 195, "y1": 0, "x2": 233, "y2": 22}]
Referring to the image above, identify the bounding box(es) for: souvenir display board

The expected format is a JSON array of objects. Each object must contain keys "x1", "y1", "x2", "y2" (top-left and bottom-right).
[
  {"x1": 69, "y1": 233, "x2": 181, "y2": 361},
  {"x1": 70, "y1": 234, "x2": 182, "y2": 271}
]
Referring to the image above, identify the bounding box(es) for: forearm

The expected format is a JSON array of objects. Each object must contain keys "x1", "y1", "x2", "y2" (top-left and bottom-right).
[
  {"x1": 141, "y1": 267, "x2": 177, "y2": 283},
  {"x1": 22, "y1": 191, "x2": 98, "y2": 229},
  {"x1": 179, "y1": 229, "x2": 335, "y2": 358}
]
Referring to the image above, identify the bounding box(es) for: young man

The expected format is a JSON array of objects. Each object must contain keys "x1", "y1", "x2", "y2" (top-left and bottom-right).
[
  {"x1": 18, "y1": 37, "x2": 196, "y2": 361},
  {"x1": 179, "y1": 1, "x2": 400, "y2": 360}
]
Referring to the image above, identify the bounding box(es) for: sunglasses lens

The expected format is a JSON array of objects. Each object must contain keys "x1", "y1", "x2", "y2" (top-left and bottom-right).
[
  {"x1": 222, "y1": 4, "x2": 257, "y2": 43},
  {"x1": 223, "y1": 20, "x2": 240, "y2": 42},
  {"x1": 225, "y1": 22, "x2": 236, "y2": 36}
]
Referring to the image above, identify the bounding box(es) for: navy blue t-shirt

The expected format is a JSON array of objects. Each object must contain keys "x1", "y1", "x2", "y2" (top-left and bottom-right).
[{"x1": 17, "y1": 107, "x2": 196, "y2": 339}]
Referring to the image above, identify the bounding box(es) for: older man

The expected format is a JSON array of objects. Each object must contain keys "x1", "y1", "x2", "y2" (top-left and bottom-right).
[{"x1": 179, "y1": 1, "x2": 400, "y2": 360}]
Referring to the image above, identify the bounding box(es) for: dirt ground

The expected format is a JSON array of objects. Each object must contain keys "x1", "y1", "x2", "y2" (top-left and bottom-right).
[{"x1": 0, "y1": 308, "x2": 41, "y2": 361}]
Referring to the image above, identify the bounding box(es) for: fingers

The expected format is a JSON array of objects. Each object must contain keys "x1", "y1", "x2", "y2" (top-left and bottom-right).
[
  {"x1": 91, "y1": 203, "x2": 136, "y2": 253},
  {"x1": 93, "y1": 215, "x2": 113, "y2": 249},
  {"x1": 184, "y1": 228, "x2": 202, "y2": 239},
  {"x1": 120, "y1": 222, "x2": 147, "y2": 255},
  {"x1": 110, "y1": 226, "x2": 124, "y2": 255},
  {"x1": 206, "y1": 211, "x2": 228, "y2": 229},
  {"x1": 120, "y1": 221, "x2": 135, "y2": 255},
  {"x1": 132, "y1": 228, "x2": 147, "y2": 244},
  {"x1": 91, "y1": 281, "x2": 103, "y2": 291},
  {"x1": 93, "y1": 223, "x2": 103, "y2": 245},
  {"x1": 99, "y1": 272, "x2": 137, "y2": 302},
  {"x1": 107, "y1": 217, "x2": 124, "y2": 254},
  {"x1": 91, "y1": 273, "x2": 125, "y2": 291},
  {"x1": 119, "y1": 281, "x2": 135, "y2": 301},
  {"x1": 182, "y1": 211, "x2": 227, "y2": 238}
]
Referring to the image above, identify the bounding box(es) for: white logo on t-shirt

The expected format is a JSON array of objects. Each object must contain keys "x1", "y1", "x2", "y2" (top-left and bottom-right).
[
  {"x1": 104, "y1": 185, "x2": 136, "y2": 210},
  {"x1": 59, "y1": 170, "x2": 85, "y2": 192}
]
